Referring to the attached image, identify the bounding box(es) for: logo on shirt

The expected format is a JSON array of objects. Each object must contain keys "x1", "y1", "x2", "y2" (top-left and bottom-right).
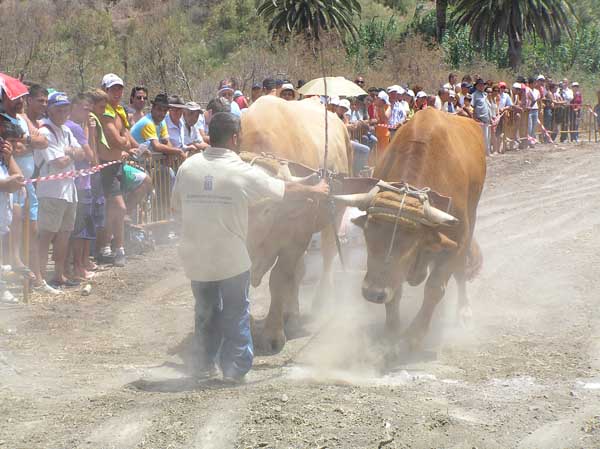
[{"x1": 203, "y1": 175, "x2": 213, "y2": 191}]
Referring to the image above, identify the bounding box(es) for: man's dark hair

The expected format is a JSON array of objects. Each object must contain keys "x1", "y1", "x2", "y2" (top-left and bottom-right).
[
  {"x1": 209, "y1": 112, "x2": 240, "y2": 147},
  {"x1": 0, "y1": 116, "x2": 25, "y2": 139},
  {"x1": 448, "y1": 73, "x2": 456, "y2": 81},
  {"x1": 28, "y1": 84, "x2": 48, "y2": 98},
  {"x1": 206, "y1": 97, "x2": 230, "y2": 114},
  {"x1": 130, "y1": 86, "x2": 148, "y2": 103},
  {"x1": 528, "y1": 77, "x2": 535, "y2": 85},
  {"x1": 262, "y1": 78, "x2": 276, "y2": 91}
]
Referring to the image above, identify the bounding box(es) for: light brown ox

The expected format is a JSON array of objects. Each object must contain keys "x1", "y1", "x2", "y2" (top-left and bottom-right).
[
  {"x1": 334, "y1": 108, "x2": 486, "y2": 346},
  {"x1": 240, "y1": 95, "x2": 351, "y2": 354}
]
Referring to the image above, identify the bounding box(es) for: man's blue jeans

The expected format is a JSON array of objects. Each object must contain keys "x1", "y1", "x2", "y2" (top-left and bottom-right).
[{"x1": 191, "y1": 271, "x2": 253, "y2": 378}]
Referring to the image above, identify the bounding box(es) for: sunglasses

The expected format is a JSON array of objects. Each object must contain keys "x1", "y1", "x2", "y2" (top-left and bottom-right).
[
  {"x1": 136, "y1": 96, "x2": 148, "y2": 100},
  {"x1": 355, "y1": 80, "x2": 365, "y2": 84}
]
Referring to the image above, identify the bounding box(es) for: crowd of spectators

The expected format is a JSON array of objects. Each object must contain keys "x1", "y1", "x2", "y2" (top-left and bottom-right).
[{"x1": 0, "y1": 71, "x2": 597, "y2": 304}]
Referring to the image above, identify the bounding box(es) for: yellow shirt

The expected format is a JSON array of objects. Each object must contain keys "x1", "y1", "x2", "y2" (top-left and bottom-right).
[{"x1": 104, "y1": 103, "x2": 130, "y2": 130}]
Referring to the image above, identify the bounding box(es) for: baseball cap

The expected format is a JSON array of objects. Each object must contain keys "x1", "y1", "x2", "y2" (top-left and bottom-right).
[
  {"x1": 475, "y1": 78, "x2": 485, "y2": 85},
  {"x1": 572, "y1": 82, "x2": 580, "y2": 87},
  {"x1": 217, "y1": 85, "x2": 234, "y2": 95},
  {"x1": 498, "y1": 81, "x2": 507, "y2": 88},
  {"x1": 252, "y1": 83, "x2": 262, "y2": 90},
  {"x1": 377, "y1": 91, "x2": 390, "y2": 105},
  {"x1": 281, "y1": 83, "x2": 295, "y2": 92},
  {"x1": 448, "y1": 90, "x2": 456, "y2": 98},
  {"x1": 101, "y1": 73, "x2": 124, "y2": 89},
  {"x1": 416, "y1": 91, "x2": 427, "y2": 99},
  {"x1": 233, "y1": 90, "x2": 243, "y2": 99},
  {"x1": 512, "y1": 82, "x2": 522, "y2": 89},
  {"x1": 184, "y1": 101, "x2": 202, "y2": 111},
  {"x1": 262, "y1": 78, "x2": 276, "y2": 91},
  {"x1": 48, "y1": 92, "x2": 70, "y2": 108},
  {"x1": 406, "y1": 89, "x2": 415, "y2": 98},
  {"x1": 460, "y1": 82, "x2": 471, "y2": 88},
  {"x1": 338, "y1": 99, "x2": 351, "y2": 110},
  {"x1": 387, "y1": 85, "x2": 401, "y2": 93},
  {"x1": 536, "y1": 74, "x2": 546, "y2": 81},
  {"x1": 329, "y1": 96, "x2": 340, "y2": 106}
]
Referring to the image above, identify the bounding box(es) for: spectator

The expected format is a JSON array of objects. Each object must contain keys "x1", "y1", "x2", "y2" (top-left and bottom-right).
[
  {"x1": 218, "y1": 83, "x2": 241, "y2": 117},
  {"x1": 279, "y1": 83, "x2": 296, "y2": 101},
  {"x1": 182, "y1": 101, "x2": 209, "y2": 154},
  {"x1": 165, "y1": 94, "x2": 186, "y2": 149},
  {"x1": 354, "y1": 76, "x2": 365, "y2": 87},
  {"x1": 0, "y1": 118, "x2": 26, "y2": 303},
  {"x1": 528, "y1": 77, "x2": 541, "y2": 145},
  {"x1": 488, "y1": 86, "x2": 500, "y2": 154},
  {"x1": 458, "y1": 93, "x2": 473, "y2": 118},
  {"x1": 262, "y1": 78, "x2": 277, "y2": 96},
  {"x1": 415, "y1": 91, "x2": 428, "y2": 110},
  {"x1": 374, "y1": 90, "x2": 391, "y2": 154},
  {"x1": 387, "y1": 85, "x2": 406, "y2": 128},
  {"x1": 570, "y1": 82, "x2": 582, "y2": 143},
  {"x1": 436, "y1": 88, "x2": 450, "y2": 112},
  {"x1": 366, "y1": 87, "x2": 379, "y2": 119},
  {"x1": 2, "y1": 86, "x2": 46, "y2": 287},
  {"x1": 337, "y1": 99, "x2": 370, "y2": 176},
  {"x1": 128, "y1": 86, "x2": 148, "y2": 126},
  {"x1": 65, "y1": 93, "x2": 97, "y2": 281},
  {"x1": 594, "y1": 90, "x2": 600, "y2": 130},
  {"x1": 99, "y1": 73, "x2": 138, "y2": 267},
  {"x1": 459, "y1": 82, "x2": 471, "y2": 107},
  {"x1": 443, "y1": 73, "x2": 459, "y2": 92},
  {"x1": 233, "y1": 90, "x2": 249, "y2": 111},
  {"x1": 447, "y1": 90, "x2": 457, "y2": 113},
  {"x1": 472, "y1": 79, "x2": 492, "y2": 155},
  {"x1": 542, "y1": 83, "x2": 556, "y2": 143},
  {"x1": 250, "y1": 83, "x2": 262, "y2": 104},
  {"x1": 498, "y1": 82, "x2": 513, "y2": 109},
  {"x1": 35, "y1": 92, "x2": 84, "y2": 289},
  {"x1": 403, "y1": 90, "x2": 415, "y2": 118}
]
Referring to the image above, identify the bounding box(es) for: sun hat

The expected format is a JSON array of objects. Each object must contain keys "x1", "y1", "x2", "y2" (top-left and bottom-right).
[
  {"x1": 168, "y1": 94, "x2": 186, "y2": 108},
  {"x1": 377, "y1": 91, "x2": 390, "y2": 105},
  {"x1": 101, "y1": 73, "x2": 124, "y2": 89},
  {"x1": 338, "y1": 99, "x2": 351, "y2": 110},
  {"x1": 184, "y1": 101, "x2": 202, "y2": 111},
  {"x1": 48, "y1": 92, "x2": 70, "y2": 108}
]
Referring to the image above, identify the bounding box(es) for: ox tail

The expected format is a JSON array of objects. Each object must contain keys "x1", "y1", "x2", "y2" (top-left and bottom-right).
[{"x1": 465, "y1": 238, "x2": 483, "y2": 281}]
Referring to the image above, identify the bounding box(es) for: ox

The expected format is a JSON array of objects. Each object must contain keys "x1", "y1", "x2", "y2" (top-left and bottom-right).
[
  {"x1": 334, "y1": 108, "x2": 486, "y2": 346},
  {"x1": 240, "y1": 95, "x2": 351, "y2": 354}
]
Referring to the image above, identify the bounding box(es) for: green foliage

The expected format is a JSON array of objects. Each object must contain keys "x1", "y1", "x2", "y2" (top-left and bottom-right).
[
  {"x1": 346, "y1": 17, "x2": 399, "y2": 67},
  {"x1": 408, "y1": 2, "x2": 436, "y2": 38},
  {"x1": 257, "y1": 0, "x2": 362, "y2": 45}
]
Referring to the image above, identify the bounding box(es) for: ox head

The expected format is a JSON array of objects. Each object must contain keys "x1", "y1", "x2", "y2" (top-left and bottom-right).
[
  {"x1": 333, "y1": 180, "x2": 459, "y2": 305},
  {"x1": 247, "y1": 162, "x2": 321, "y2": 287}
]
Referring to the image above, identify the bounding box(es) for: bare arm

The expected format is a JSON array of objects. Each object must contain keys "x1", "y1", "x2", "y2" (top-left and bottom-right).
[
  {"x1": 0, "y1": 141, "x2": 25, "y2": 193},
  {"x1": 101, "y1": 116, "x2": 130, "y2": 151},
  {"x1": 283, "y1": 179, "x2": 329, "y2": 201}
]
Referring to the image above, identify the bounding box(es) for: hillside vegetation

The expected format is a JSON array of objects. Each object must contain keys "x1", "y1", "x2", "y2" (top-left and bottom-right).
[{"x1": 0, "y1": 0, "x2": 597, "y2": 101}]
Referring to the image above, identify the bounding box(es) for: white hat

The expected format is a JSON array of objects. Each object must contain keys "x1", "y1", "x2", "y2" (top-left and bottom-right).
[
  {"x1": 101, "y1": 73, "x2": 124, "y2": 89},
  {"x1": 387, "y1": 85, "x2": 401, "y2": 93},
  {"x1": 536, "y1": 74, "x2": 546, "y2": 81},
  {"x1": 329, "y1": 96, "x2": 340, "y2": 106},
  {"x1": 512, "y1": 82, "x2": 523, "y2": 89},
  {"x1": 377, "y1": 90, "x2": 390, "y2": 105},
  {"x1": 184, "y1": 101, "x2": 203, "y2": 111},
  {"x1": 448, "y1": 90, "x2": 456, "y2": 98},
  {"x1": 572, "y1": 82, "x2": 579, "y2": 87},
  {"x1": 281, "y1": 83, "x2": 295, "y2": 92},
  {"x1": 338, "y1": 99, "x2": 351, "y2": 110},
  {"x1": 406, "y1": 89, "x2": 415, "y2": 98},
  {"x1": 416, "y1": 91, "x2": 427, "y2": 99}
]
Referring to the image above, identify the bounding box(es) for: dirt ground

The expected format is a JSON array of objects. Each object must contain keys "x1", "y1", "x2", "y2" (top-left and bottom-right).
[{"x1": 2, "y1": 143, "x2": 600, "y2": 449}]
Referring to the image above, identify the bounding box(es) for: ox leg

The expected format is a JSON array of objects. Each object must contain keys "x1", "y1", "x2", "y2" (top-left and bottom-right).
[
  {"x1": 454, "y1": 271, "x2": 472, "y2": 328},
  {"x1": 282, "y1": 255, "x2": 307, "y2": 339},
  {"x1": 312, "y1": 208, "x2": 345, "y2": 313},
  {"x1": 404, "y1": 266, "x2": 452, "y2": 350},
  {"x1": 384, "y1": 287, "x2": 403, "y2": 339},
  {"x1": 256, "y1": 239, "x2": 310, "y2": 355}
]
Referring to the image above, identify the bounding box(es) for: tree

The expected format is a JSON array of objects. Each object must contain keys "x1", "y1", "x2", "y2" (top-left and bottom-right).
[
  {"x1": 436, "y1": 0, "x2": 448, "y2": 42},
  {"x1": 452, "y1": 0, "x2": 576, "y2": 70},
  {"x1": 256, "y1": 0, "x2": 362, "y2": 48}
]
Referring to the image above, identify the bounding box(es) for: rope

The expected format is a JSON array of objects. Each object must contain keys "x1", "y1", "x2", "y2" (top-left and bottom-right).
[
  {"x1": 384, "y1": 191, "x2": 406, "y2": 263},
  {"x1": 25, "y1": 159, "x2": 121, "y2": 185}
]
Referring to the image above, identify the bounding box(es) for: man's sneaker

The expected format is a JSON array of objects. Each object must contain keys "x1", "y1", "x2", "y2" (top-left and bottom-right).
[
  {"x1": 113, "y1": 251, "x2": 126, "y2": 267},
  {"x1": 33, "y1": 280, "x2": 63, "y2": 296},
  {"x1": 0, "y1": 290, "x2": 18, "y2": 304}
]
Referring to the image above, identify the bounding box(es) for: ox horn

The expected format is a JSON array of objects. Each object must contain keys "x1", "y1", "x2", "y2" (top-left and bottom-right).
[
  {"x1": 332, "y1": 186, "x2": 380, "y2": 210},
  {"x1": 278, "y1": 163, "x2": 320, "y2": 185},
  {"x1": 423, "y1": 201, "x2": 459, "y2": 226}
]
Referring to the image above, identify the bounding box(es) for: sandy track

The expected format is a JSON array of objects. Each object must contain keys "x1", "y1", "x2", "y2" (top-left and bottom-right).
[{"x1": 1, "y1": 144, "x2": 600, "y2": 449}]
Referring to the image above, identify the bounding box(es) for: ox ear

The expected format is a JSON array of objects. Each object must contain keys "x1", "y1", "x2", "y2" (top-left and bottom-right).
[
  {"x1": 351, "y1": 214, "x2": 368, "y2": 229},
  {"x1": 426, "y1": 231, "x2": 458, "y2": 252}
]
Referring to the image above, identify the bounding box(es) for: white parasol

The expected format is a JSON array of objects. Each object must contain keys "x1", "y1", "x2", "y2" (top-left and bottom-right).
[{"x1": 298, "y1": 76, "x2": 367, "y2": 97}]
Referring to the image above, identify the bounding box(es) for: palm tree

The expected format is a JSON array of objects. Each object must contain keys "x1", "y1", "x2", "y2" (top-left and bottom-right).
[
  {"x1": 452, "y1": 0, "x2": 576, "y2": 69},
  {"x1": 436, "y1": 0, "x2": 448, "y2": 42},
  {"x1": 256, "y1": 0, "x2": 362, "y2": 48}
]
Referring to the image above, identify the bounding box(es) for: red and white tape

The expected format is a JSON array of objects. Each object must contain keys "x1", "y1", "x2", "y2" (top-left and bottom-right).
[{"x1": 25, "y1": 159, "x2": 121, "y2": 185}]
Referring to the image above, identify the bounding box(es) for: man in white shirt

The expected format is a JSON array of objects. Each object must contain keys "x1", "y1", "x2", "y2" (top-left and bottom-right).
[
  {"x1": 182, "y1": 102, "x2": 209, "y2": 154},
  {"x1": 165, "y1": 95, "x2": 186, "y2": 149},
  {"x1": 35, "y1": 92, "x2": 85, "y2": 289},
  {"x1": 171, "y1": 112, "x2": 329, "y2": 383}
]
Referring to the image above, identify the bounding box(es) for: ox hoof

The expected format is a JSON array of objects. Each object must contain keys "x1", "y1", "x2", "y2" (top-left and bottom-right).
[
  {"x1": 254, "y1": 326, "x2": 287, "y2": 356},
  {"x1": 284, "y1": 315, "x2": 310, "y2": 341},
  {"x1": 457, "y1": 306, "x2": 473, "y2": 328},
  {"x1": 402, "y1": 325, "x2": 427, "y2": 352}
]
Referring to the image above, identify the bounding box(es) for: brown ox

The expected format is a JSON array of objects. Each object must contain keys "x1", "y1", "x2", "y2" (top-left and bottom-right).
[
  {"x1": 335, "y1": 108, "x2": 486, "y2": 346},
  {"x1": 240, "y1": 95, "x2": 351, "y2": 354}
]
